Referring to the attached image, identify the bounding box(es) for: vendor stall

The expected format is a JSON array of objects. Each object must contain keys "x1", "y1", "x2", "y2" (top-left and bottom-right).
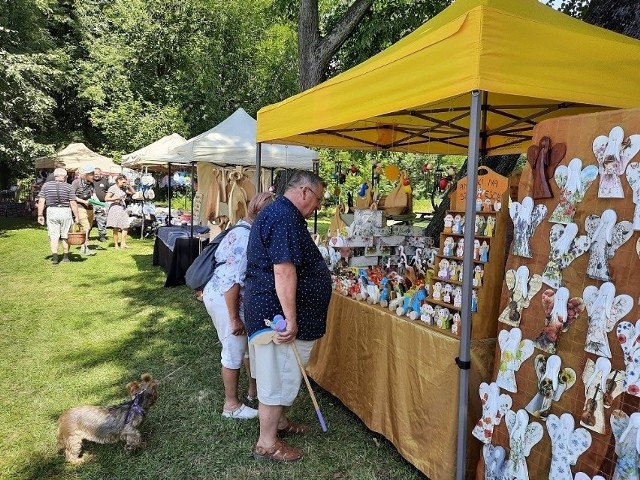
[{"x1": 34, "y1": 143, "x2": 121, "y2": 175}]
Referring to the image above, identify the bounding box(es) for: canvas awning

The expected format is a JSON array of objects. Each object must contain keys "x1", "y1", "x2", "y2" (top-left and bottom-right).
[
  {"x1": 121, "y1": 133, "x2": 190, "y2": 168},
  {"x1": 34, "y1": 143, "x2": 121, "y2": 174}
]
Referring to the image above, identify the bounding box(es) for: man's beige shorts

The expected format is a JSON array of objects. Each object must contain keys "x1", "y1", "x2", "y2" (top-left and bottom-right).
[
  {"x1": 249, "y1": 339, "x2": 315, "y2": 406},
  {"x1": 76, "y1": 207, "x2": 94, "y2": 231}
]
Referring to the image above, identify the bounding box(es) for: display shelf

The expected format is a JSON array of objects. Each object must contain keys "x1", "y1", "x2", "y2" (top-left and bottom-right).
[
  {"x1": 427, "y1": 296, "x2": 463, "y2": 311},
  {"x1": 432, "y1": 276, "x2": 480, "y2": 288},
  {"x1": 436, "y1": 253, "x2": 488, "y2": 264}
]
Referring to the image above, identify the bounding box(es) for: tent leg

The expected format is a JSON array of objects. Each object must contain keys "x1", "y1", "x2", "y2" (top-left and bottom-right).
[
  {"x1": 255, "y1": 142, "x2": 262, "y2": 193},
  {"x1": 168, "y1": 163, "x2": 172, "y2": 226},
  {"x1": 313, "y1": 158, "x2": 319, "y2": 234},
  {"x1": 190, "y1": 162, "x2": 194, "y2": 239},
  {"x1": 455, "y1": 90, "x2": 483, "y2": 480}
]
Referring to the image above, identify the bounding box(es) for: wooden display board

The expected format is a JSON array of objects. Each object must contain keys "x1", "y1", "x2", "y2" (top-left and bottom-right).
[{"x1": 484, "y1": 107, "x2": 640, "y2": 478}]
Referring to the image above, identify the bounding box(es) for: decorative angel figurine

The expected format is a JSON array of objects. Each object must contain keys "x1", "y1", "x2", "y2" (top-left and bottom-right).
[
  {"x1": 472, "y1": 382, "x2": 512, "y2": 444},
  {"x1": 432, "y1": 282, "x2": 443, "y2": 301},
  {"x1": 471, "y1": 290, "x2": 478, "y2": 312},
  {"x1": 574, "y1": 474, "x2": 605, "y2": 480},
  {"x1": 610, "y1": 410, "x2": 640, "y2": 480},
  {"x1": 475, "y1": 215, "x2": 486, "y2": 235},
  {"x1": 498, "y1": 266, "x2": 543, "y2": 327},
  {"x1": 533, "y1": 287, "x2": 585, "y2": 354},
  {"x1": 482, "y1": 198, "x2": 493, "y2": 212},
  {"x1": 580, "y1": 357, "x2": 623, "y2": 434},
  {"x1": 527, "y1": 136, "x2": 567, "y2": 199},
  {"x1": 453, "y1": 287, "x2": 462, "y2": 308},
  {"x1": 593, "y1": 126, "x2": 640, "y2": 198},
  {"x1": 456, "y1": 238, "x2": 464, "y2": 258},
  {"x1": 548, "y1": 157, "x2": 598, "y2": 224},
  {"x1": 420, "y1": 303, "x2": 435, "y2": 325},
  {"x1": 473, "y1": 265, "x2": 484, "y2": 287},
  {"x1": 442, "y1": 283, "x2": 453, "y2": 304},
  {"x1": 449, "y1": 261, "x2": 459, "y2": 281},
  {"x1": 443, "y1": 213, "x2": 454, "y2": 233},
  {"x1": 509, "y1": 197, "x2": 548, "y2": 258},
  {"x1": 585, "y1": 209, "x2": 633, "y2": 282},
  {"x1": 496, "y1": 328, "x2": 534, "y2": 393},
  {"x1": 625, "y1": 162, "x2": 640, "y2": 230},
  {"x1": 525, "y1": 354, "x2": 576, "y2": 420},
  {"x1": 437, "y1": 307, "x2": 450, "y2": 329},
  {"x1": 438, "y1": 258, "x2": 450, "y2": 279},
  {"x1": 483, "y1": 444, "x2": 506, "y2": 480},
  {"x1": 479, "y1": 241, "x2": 489, "y2": 262},
  {"x1": 484, "y1": 215, "x2": 496, "y2": 237},
  {"x1": 541, "y1": 223, "x2": 590, "y2": 289},
  {"x1": 451, "y1": 312, "x2": 461, "y2": 335},
  {"x1": 583, "y1": 282, "x2": 633, "y2": 357},
  {"x1": 473, "y1": 239, "x2": 481, "y2": 261},
  {"x1": 503, "y1": 409, "x2": 543, "y2": 480},
  {"x1": 452, "y1": 214, "x2": 464, "y2": 234},
  {"x1": 616, "y1": 320, "x2": 640, "y2": 397},
  {"x1": 443, "y1": 236, "x2": 455, "y2": 257},
  {"x1": 547, "y1": 413, "x2": 592, "y2": 480}
]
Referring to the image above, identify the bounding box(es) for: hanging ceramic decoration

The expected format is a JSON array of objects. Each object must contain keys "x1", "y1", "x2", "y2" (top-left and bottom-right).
[
  {"x1": 626, "y1": 162, "x2": 640, "y2": 230},
  {"x1": 472, "y1": 382, "x2": 512, "y2": 444},
  {"x1": 548, "y1": 158, "x2": 598, "y2": 224},
  {"x1": 580, "y1": 357, "x2": 623, "y2": 434},
  {"x1": 533, "y1": 287, "x2": 585, "y2": 354},
  {"x1": 616, "y1": 320, "x2": 640, "y2": 397},
  {"x1": 503, "y1": 409, "x2": 543, "y2": 480},
  {"x1": 585, "y1": 209, "x2": 633, "y2": 282},
  {"x1": 509, "y1": 197, "x2": 547, "y2": 258},
  {"x1": 525, "y1": 354, "x2": 576, "y2": 419},
  {"x1": 583, "y1": 282, "x2": 633, "y2": 358},
  {"x1": 541, "y1": 223, "x2": 590, "y2": 289},
  {"x1": 574, "y1": 474, "x2": 605, "y2": 480},
  {"x1": 546, "y1": 413, "x2": 592, "y2": 480},
  {"x1": 482, "y1": 444, "x2": 506, "y2": 480},
  {"x1": 496, "y1": 328, "x2": 534, "y2": 393},
  {"x1": 498, "y1": 266, "x2": 543, "y2": 327},
  {"x1": 610, "y1": 410, "x2": 640, "y2": 480},
  {"x1": 527, "y1": 136, "x2": 567, "y2": 199},
  {"x1": 593, "y1": 126, "x2": 640, "y2": 198}
]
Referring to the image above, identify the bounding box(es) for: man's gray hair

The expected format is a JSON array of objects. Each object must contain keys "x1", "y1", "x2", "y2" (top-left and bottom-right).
[{"x1": 284, "y1": 170, "x2": 325, "y2": 191}]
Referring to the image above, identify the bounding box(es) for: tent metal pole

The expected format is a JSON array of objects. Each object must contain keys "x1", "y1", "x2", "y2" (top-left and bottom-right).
[
  {"x1": 168, "y1": 163, "x2": 172, "y2": 226},
  {"x1": 190, "y1": 162, "x2": 194, "y2": 239},
  {"x1": 255, "y1": 142, "x2": 263, "y2": 193},
  {"x1": 455, "y1": 90, "x2": 483, "y2": 480},
  {"x1": 313, "y1": 158, "x2": 319, "y2": 234}
]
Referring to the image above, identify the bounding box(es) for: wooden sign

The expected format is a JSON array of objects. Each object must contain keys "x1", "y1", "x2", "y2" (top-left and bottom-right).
[{"x1": 452, "y1": 166, "x2": 509, "y2": 211}]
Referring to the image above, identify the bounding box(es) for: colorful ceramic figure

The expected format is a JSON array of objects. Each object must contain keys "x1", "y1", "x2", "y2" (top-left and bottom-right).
[
  {"x1": 527, "y1": 136, "x2": 567, "y2": 199},
  {"x1": 437, "y1": 307, "x2": 450, "y2": 329},
  {"x1": 475, "y1": 215, "x2": 486, "y2": 235},
  {"x1": 549, "y1": 157, "x2": 598, "y2": 224},
  {"x1": 453, "y1": 287, "x2": 462, "y2": 308},
  {"x1": 525, "y1": 354, "x2": 575, "y2": 420},
  {"x1": 420, "y1": 303, "x2": 434, "y2": 325},
  {"x1": 449, "y1": 261, "x2": 459, "y2": 281},
  {"x1": 498, "y1": 266, "x2": 543, "y2": 327},
  {"x1": 443, "y1": 236, "x2": 455, "y2": 257},
  {"x1": 496, "y1": 328, "x2": 534, "y2": 393},
  {"x1": 480, "y1": 241, "x2": 489, "y2": 262},
  {"x1": 443, "y1": 214, "x2": 454, "y2": 233},
  {"x1": 585, "y1": 209, "x2": 633, "y2": 282},
  {"x1": 533, "y1": 287, "x2": 585, "y2": 354},
  {"x1": 432, "y1": 282, "x2": 443, "y2": 301},
  {"x1": 472, "y1": 382, "x2": 512, "y2": 444},
  {"x1": 610, "y1": 410, "x2": 640, "y2": 480},
  {"x1": 473, "y1": 265, "x2": 484, "y2": 287},
  {"x1": 452, "y1": 214, "x2": 464, "y2": 234},
  {"x1": 546, "y1": 413, "x2": 592, "y2": 480},
  {"x1": 484, "y1": 215, "x2": 496, "y2": 237},
  {"x1": 456, "y1": 238, "x2": 464, "y2": 258},
  {"x1": 509, "y1": 197, "x2": 548, "y2": 258},
  {"x1": 483, "y1": 444, "x2": 506, "y2": 480},
  {"x1": 471, "y1": 290, "x2": 478, "y2": 312},
  {"x1": 473, "y1": 239, "x2": 481, "y2": 261},
  {"x1": 451, "y1": 312, "x2": 461, "y2": 335},
  {"x1": 442, "y1": 283, "x2": 453, "y2": 304},
  {"x1": 503, "y1": 409, "x2": 543, "y2": 480},
  {"x1": 594, "y1": 126, "x2": 640, "y2": 198},
  {"x1": 483, "y1": 198, "x2": 493, "y2": 212},
  {"x1": 580, "y1": 357, "x2": 623, "y2": 434},
  {"x1": 583, "y1": 282, "x2": 633, "y2": 358},
  {"x1": 541, "y1": 223, "x2": 590, "y2": 289},
  {"x1": 438, "y1": 258, "x2": 450, "y2": 279},
  {"x1": 616, "y1": 320, "x2": 640, "y2": 397},
  {"x1": 626, "y1": 162, "x2": 640, "y2": 230}
]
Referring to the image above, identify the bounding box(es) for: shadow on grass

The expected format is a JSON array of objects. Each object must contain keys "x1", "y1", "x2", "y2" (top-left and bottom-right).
[{"x1": 0, "y1": 217, "x2": 39, "y2": 238}]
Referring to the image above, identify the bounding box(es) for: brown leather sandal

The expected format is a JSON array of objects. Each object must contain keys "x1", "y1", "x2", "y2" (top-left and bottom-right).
[
  {"x1": 253, "y1": 440, "x2": 303, "y2": 462},
  {"x1": 277, "y1": 420, "x2": 310, "y2": 436}
]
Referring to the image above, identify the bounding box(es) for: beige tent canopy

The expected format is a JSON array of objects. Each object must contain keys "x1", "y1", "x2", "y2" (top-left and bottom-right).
[
  {"x1": 121, "y1": 133, "x2": 190, "y2": 169},
  {"x1": 34, "y1": 143, "x2": 121, "y2": 174}
]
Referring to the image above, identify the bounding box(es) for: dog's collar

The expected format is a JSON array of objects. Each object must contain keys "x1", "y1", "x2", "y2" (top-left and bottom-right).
[{"x1": 125, "y1": 390, "x2": 146, "y2": 424}]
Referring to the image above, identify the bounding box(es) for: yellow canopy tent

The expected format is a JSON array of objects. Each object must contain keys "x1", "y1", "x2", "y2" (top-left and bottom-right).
[{"x1": 256, "y1": 1, "x2": 640, "y2": 478}]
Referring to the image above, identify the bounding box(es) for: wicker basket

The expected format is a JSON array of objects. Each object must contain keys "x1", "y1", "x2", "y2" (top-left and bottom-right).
[{"x1": 66, "y1": 224, "x2": 85, "y2": 245}]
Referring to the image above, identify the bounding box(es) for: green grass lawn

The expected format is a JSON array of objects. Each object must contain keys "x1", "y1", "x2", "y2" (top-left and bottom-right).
[{"x1": 0, "y1": 217, "x2": 425, "y2": 480}]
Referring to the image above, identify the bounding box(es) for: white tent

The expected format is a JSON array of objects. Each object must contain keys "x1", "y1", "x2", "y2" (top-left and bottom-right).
[
  {"x1": 121, "y1": 133, "x2": 190, "y2": 168},
  {"x1": 34, "y1": 143, "x2": 121, "y2": 174},
  {"x1": 170, "y1": 108, "x2": 317, "y2": 169}
]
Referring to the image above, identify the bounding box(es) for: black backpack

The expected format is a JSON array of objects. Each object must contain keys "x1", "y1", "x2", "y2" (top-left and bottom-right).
[{"x1": 185, "y1": 224, "x2": 250, "y2": 290}]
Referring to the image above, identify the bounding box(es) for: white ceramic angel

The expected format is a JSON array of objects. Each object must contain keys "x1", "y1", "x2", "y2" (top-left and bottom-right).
[
  {"x1": 541, "y1": 223, "x2": 590, "y2": 289},
  {"x1": 525, "y1": 354, "x2": 576, "y2": 420},
  {"x1": 420, "y1": 303, "x2": 434, "y2": 325},
  {"x1": 533, "y1": 287, "x2": 585, "y2": 354},
  {"x1": 444, "y1": 213, "x2": 454, "y2": 233},
  {"x1": 483, "y1": 444, "x2": 506, "y2": 480},
  {"x1": 451, "y1": 312, "x2": 461, "y2": 335},
  {"x1": 480, "y1": 241, "x2": 489, "y2": 262},
  {"x1": 585, "y1": 209, "x2": 633, "y2": 282},
  {"x1": 580, "y1": 357, "x2": 623, "y2": 434},
  {"x1": 496, "y1": 328, "x2": 534, "y2": 393},
  {"x1": 593, "y1": 126, "x2": 640, "y2": 198},
  {"x1": 583, "y1": 282, "x2": 633, "y2": 358},
  {"x1": 548, "y1": 157, "x2": 598, "y2": 224},
  {"x1": 456, "y1": 238, "x2": 464, "y2": 258},
  {"x1": 510, "y1": 196, "x2": 548, "y2": 258},
  {"x1": 452, "y1": 214, "x2": 464, "y2": 234},
  {"x1": 432, "y1": 282, "x2": 443, "y2": 301},
  {"x1": 472, "y1": 382, "x2": 512, "y2": 444},
  {"x1": 453, "y1": 287, "x2": 462, "y2": 308},
  {"x1": 616, "y1": 320, "x2": 640, "y2": 397},
  {"x1": 503, "y1": 409, "x2": 543, "y2": 480},
  {"x1": 443, "y1": 236, "x2": 455, "y2": 257},
  {"x1": 438, "y1": 258, "x2": 450, "y2": 279},
  {"x1": 471, "y1": 289, "x2": 478, "y2": 312},
  {"x1": 574, "y1": 474, "x2": 606, "y2": 480},
  {"x1": 610, "y1": 410, "x2": 640, "y2": 480},
  {"x1": 626, "y1": 162, "x2": 640, "y2": 230},
  {"x1": 498, "y1": 266, "x2": 543, "y2": 327},
  {"x1": 437, "y1": 307, "x2": 450, "y2": 329},
  {"x1": 442, "y1": 283, "x2": 453, "y2": 304},
  {"x1": 547, "y1": 413, "x2": 592, "y2": 480},
  {"x1": 449, "y1": 260, "x2": 459, "y2": 281}
]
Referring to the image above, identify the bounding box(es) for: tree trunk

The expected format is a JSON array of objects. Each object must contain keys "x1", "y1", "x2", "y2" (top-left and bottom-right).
[{"x1": 583, "y1": 0, "x2": 640, "y2": 39}]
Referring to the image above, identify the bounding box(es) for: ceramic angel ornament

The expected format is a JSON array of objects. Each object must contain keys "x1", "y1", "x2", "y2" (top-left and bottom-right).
[
  {"x1": 503, "y1": 409, "x2": 543, "y2": 480},
  {"x1": 610, "y1": 410, "x2": 640, "y2": 480},
  {"x1": 549, "y1": 157, "x2": 598, "y2": 224},
  {"x1": 625, "y1": 162, "x2": 640, "y2": 230},
  {"x1": 482, "y1": 444, "x2": 506, "y2": 480},
  {"x1": 585, "y1": 209, "x2": 633, "y2": 282},
  {"x1": 533, "y1": 287, "x2": 585, "y2": 354},
  {"x1": 593, "y1": 126, "x2": 640, "y2": 198},
  {"x1": 580, "y1": 357, "x2": 623, "y2": 434},
  {"x1": 583, "y1": 282, "x2": 633, "y2": 357},
  {"x1": 510, "y1": 196, "x2": 548, "y2": 258},
  {"x1": 526, "y1": 354, "x2": 576, "y2": 420},
  {"x1": 527, "y1": 136, "x2": 567, "y2": 199},
  {"x1": 547, "y1": 413, "x2": 592, "y2": 480},
  {"x1": 472, "y1": 382, "x2": 512, "y2": 444},
  {"x1": 616, "y1": 320, "x2": 640, "y2": 397},
  {"x1": 542, "y1": 223, "x2": 590, "y2": 289},
  {"x1": 498, "y1": 266, "x2": 543, "y2": 327},
  {"x1": 496, "y1": 328, "x2": 534, "y2": 393},
  {"x1": 574, "y1": 474, "x2": 606, "y2": 480}
]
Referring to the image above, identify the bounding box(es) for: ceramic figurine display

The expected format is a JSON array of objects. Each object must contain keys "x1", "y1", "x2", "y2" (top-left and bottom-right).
[
  {"x1": 510, "y1": 197, "x2": 548, "y2": 258},
  {"x1": 483, "y1": 444, "x2": 506, "y2": 480},
  {"x1": 625, "y1": 162, "x2": 640, "y2": 230},
  {"x1": 452, "y1": 214, "x2": 464, "y2": 234},
  {"x1": 580, "y1": 357, "x2": 623, "y2": 434},
  {"x1": 432, "y1": 282, "x2": 443, "y2": 301},
  {"x1": 610, "y1": 410, "x2": 640, "y2": 480},
  {"x1": 616, "y1": 319, "x2": 640, "y2": 397},
  {"x1": 546, "y1": 413, "x2": 592, "y2": 480},
  {"x1": 472, "y1": 382, "x2": 512, "y2": 444},
  {"x1": 593, "y1": 126, "x2": 640, "y2": 198},
  {"x1": 496, "y1": 328, "x2": 534, "y2": 393},
  {"x1": 420, "y1": 303, "x2": 435, "y2": 325},
  {"x1": 438, "y1": 258, "x2": 450, "y2": 279},
  {"x1": 533, "y1": 287, "x2": 585, "y2": 354},
  {"x1": 480, "y1": 241, "x2": 490, "y2": 262},
  {"x1": 443, "y1": 236, "x2": 455, "y2": 257},
  {"x1": 442, "y1": 284, "x2": 453, "y2": 304},
  {"x1": 503, "y1": 409, "x2": 543, "y2": 480},
  {"x1": 498, "y1": 266, "x2": 543, "y2": 327},
  {"x1": 451, "y1": 312, "x2": 461, "y2": 335},
  {"x1": 541, "y1": 223, "x2": 590, "y2": 289},
  {"x1": 436, "y1": 307, "x2": 450, "y2": 329},
  {"x1": 475, "y1": 215, "x2": 486, "y2": 235},
  {"x1": 583, "y1": 282, "x2": 633, "y2": 358},
  {"x1": 473, "y1": 265, "x2": 484, "y2": 287},
  {"x1": 525, "y1": 354, "x2": 576, "y2": 420},
  {"x1": 443, "y1": 213, "x2": 454, "y2": 233},
  {"x1": 585, "y1": 209, "x2": 633, "y2": 282},
  {"x1": 449, "y1": 261, "x2": 459, "y2": 281},
  {"x1": 456, "y1": 238, "x2": 464, "y2": 258},
  {"x1": 527, "y1": 136, "x2": 567, "y2": 199},
  {"x1": 484, "y1": 216, "x2": 496, "y2": 237},
  {"x1": 548, "y1": 157, "x2": 598, "y2": 224},
  {"x1": 453, "y1": 287, "x2": 463, "y2": 308}
]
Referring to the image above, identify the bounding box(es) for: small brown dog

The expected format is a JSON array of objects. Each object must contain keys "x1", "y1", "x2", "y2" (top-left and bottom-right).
[{"x1": 57, "y1": 373, "x2": 159, "y2": 463}]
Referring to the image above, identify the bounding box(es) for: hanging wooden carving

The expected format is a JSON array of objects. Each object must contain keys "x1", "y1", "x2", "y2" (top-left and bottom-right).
[{"x1": 527, "y1": 136, "x2": 567, "y2": 199}]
